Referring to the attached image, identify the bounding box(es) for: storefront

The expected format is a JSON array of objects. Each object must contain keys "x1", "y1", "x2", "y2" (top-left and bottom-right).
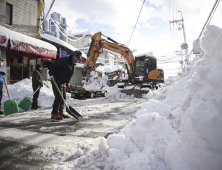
[
  {"x1": 41, "y1": 34, "x2": 87, "y2": 63},
  {"x1": 0, "y1": 26, "x2": 57, "y2": 84}
]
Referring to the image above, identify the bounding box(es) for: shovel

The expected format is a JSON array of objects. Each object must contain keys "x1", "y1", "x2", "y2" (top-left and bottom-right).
[
  {"x1": 51, "y1": 78, "x2": 82, "y2": 120},
  {"x1": 18, "y1": 86, "x2": 41, "y2": 111},
  {"x1": 3, "y1": 76, "x2": 19, "y2": 115}
]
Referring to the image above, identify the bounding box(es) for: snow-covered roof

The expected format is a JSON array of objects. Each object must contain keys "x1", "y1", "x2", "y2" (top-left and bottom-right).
[
  {"x1": 136, "y1": 52, "x2": 156, "y2": 59},
  {"x1": 71, "y1": 30, "x2": 93, "y2": 37},
  {"x1": 41, "y1": 34, "x2": 87, "y2": 59},
  {"x1": 96, "y1": 65, "x2": 123, "y2": 73},
  {"x1": 0, "y1": 25, "x2": 57, "y2": 51}
]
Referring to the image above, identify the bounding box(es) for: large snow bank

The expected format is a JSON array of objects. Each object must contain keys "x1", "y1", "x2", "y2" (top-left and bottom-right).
[
  {"x1": 74, "y1": 111, "x2": 177, "y2": 170},
  {"x1": 165, "y1": 25, "x2": 222, "y2": 170}
]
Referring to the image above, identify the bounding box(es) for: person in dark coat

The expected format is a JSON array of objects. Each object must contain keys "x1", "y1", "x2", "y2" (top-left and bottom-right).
[
  {"x1": 0, "y1": 58, "x2": 5, "y2": 114},
  {"x1": 31, "y1": 64, "x2": 43, "y2": 109},
  {"x1": 49, "y1": 50, "x2": 82, "y2": 120}
]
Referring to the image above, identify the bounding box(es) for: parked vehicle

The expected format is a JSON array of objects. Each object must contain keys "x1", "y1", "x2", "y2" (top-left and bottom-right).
[{"x1": 69, "y1": 65, "x2": 108, "y2": 99}]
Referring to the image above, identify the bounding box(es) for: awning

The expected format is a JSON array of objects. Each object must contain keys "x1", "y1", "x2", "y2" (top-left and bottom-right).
[
  {"x1": 0, "y1": 26, "x2": 57, "y2": 59},
  {"x1": 42, "y1": 34, "x2": 87, "y2": 59}
]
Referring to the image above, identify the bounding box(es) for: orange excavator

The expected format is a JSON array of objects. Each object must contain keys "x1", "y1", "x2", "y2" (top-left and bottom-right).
[{"x1": 82, "y1": 32, "x2": 164, "y2": 89}]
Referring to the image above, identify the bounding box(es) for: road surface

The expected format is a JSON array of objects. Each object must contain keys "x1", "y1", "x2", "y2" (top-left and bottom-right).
[{"x1": 0, "y1": 96, "x2": 144, "y2": 170}]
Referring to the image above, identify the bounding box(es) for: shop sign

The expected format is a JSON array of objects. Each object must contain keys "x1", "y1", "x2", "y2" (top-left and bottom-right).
[
  {"x1": 60, "y1": 48, "x2": 71, "y2": 58},
  {"x1": 8, "y1": 55, "x2": 17, "y2": 65}
]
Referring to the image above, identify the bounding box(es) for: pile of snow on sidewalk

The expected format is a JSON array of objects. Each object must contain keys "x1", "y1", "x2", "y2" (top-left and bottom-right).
[{"x1": 165, "y1": 25, "x2": 222, "y2": 170}]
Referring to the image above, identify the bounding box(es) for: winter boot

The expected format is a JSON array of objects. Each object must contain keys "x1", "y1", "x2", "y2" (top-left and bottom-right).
[
  {"x1": 31, "y1": 100, "x2": 38, "y2": 109},
  {"x1": 31, "y1": 105, "x2": 39, "y2": 109},
  {"x1": 0, "y1": 105, "x2": 4, "y2": 115},
  {"x1": 36, "y1": 100, "x2": 41, "y2": 109},
  {"x1": 31, "y1": 106, "x2": 39, "y2": 109},
  {"x1": 58, "y1": 111, "x2": 70, "y2": 118},
  {"x1": 51, "y1": 111, "x2": 63, "y2": 120}
]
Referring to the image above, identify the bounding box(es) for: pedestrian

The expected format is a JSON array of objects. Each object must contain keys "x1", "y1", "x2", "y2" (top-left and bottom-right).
[
  {"x1": 0, "y1": 58, "x2": 5, "y2": 114},
  {"x1": 31, "y1": 64, "x2": 43, "y2": 109},
  {"x1": 49, "y1": 50, "x2": 82, "y2": 120}
]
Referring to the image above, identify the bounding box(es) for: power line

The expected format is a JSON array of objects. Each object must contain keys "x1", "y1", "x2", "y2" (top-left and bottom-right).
[
  {"x1": 42, "y1": 3, "x2": 88, "y2": 42},
  {"x1": 169, "y1": 0, "x2": 171, "y2": 20},
  {"x1": 191, "y1": 0, "x2": 204, "y2": 40},
  {"x1": 188, "y1": 0, "x2": 221, "y2": 58},
  {"x1": 127, "y1": 0, "x2": 145, "y2": 46},
  {"x1": 218, "y1": 3, "x2": 222, "y2": 14},
  {"x1": 197, "y1": 0, "x2": 221, "y2": 41}
]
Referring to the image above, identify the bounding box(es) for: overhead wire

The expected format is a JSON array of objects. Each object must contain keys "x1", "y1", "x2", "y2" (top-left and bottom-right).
[
  {"x1": 191, "y1": 0, "x2": 204, "y2": 41},
  {"x1": 218, "y1": 2, "x2": 222, "y2": 14},
  {"x1": 169, "y1": 0, "x2": 175, "y2": 49},
  {"x1": 197, "y1": 0, "x2": 221, "y2": 41},
  {"x1": 127, "y1": 0, "x2": 145, "y2": 46},
  {"x1": 175, "y1": 0, "x2": 179, "y2": 51},
  {"x1": 188, "y1": 0, "x2": 221, "y2": 58},
  {"x1": 41, "y1": 1, "x2": 88, "y2": 42}
]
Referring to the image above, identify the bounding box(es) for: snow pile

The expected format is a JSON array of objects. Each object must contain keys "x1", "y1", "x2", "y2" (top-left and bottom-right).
[
  {"x1": 82, "y1": 71, "x2": 109, "y2": 91},
  {"x1": 74, "y1": 112, "x2": 176, "y2": 170},
  {"x1": 96, "y1": 65, "x2": 123, "y2": 73},
  {"x1": 2, "y1": 78, "x2": 55, "y2": 108},
  {"x1": 165, "y1": 25, "x2": 222, "y2": 170}
]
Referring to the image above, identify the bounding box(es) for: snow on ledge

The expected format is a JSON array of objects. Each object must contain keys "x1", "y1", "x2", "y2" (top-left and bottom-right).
[{"x1": 0, "y1": 25, "x2": 57, "y2": 51}]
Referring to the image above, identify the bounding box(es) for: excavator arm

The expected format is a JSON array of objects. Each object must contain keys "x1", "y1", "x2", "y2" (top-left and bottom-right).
[{"x1": 83, "y1": 32, "x2": 135, "y2": 79}]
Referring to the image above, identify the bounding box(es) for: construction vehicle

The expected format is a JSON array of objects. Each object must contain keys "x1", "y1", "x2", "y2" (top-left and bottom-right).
[{"x1": 82, "y1": 32, "x2": 164, "y2": 91}]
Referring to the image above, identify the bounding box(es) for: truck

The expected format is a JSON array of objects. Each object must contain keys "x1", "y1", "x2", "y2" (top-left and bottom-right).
[{"x1": 69, "y1": 63, "x2": 109, "y2": 99}]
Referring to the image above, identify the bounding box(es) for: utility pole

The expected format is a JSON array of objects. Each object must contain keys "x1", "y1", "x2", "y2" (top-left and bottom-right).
[{"x1": 169, "y1": 11, "x2": 188, "y2": 70}]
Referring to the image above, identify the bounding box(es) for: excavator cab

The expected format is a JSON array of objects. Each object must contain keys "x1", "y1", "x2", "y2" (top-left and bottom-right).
[{"x1": 131, "y1": 55, "x2": 164, "y2": 86}]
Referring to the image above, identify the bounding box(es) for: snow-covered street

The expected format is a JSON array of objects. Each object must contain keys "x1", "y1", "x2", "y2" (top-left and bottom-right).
[
  {"x1": 0, "y1": 25, "x2": 222, "y2": 170},
  {"x1": 0, "y1": 94, "x2": 144, "y2": 169}
]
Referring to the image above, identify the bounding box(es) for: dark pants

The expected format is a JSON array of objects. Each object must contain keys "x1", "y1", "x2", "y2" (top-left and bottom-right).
[
  {"x1": 0, "y1": 83, "x2": 3, "y2": 107},
  {"x1": 32, "y1": 85, "x2": 40, "y2": 107},
  {"x1": 51, "y1": 80, "x2": 66, "y2": 114}
]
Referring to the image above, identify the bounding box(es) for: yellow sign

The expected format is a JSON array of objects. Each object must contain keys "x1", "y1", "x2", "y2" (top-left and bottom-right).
[{"x1": 8, "y1": 55, "x2": 17, "y2": 65}]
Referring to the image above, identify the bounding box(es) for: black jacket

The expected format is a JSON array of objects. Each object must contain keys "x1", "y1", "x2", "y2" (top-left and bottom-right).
[
  {"x1": 32, "y1": 69, "x2": 43, "y2": 88},
  {"x1": 49, "y1": 55, "x2": 74, "y2": 83}
]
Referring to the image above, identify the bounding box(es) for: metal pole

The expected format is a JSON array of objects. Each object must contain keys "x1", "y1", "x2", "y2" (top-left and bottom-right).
[{"x1": 178, "y1": 11, "x2": 188, "y2": 65}]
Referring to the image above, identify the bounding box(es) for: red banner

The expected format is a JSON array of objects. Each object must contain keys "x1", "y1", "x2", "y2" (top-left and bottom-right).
[{"x1": 10, "y1": 40, "x2": 56, "y2": 59}]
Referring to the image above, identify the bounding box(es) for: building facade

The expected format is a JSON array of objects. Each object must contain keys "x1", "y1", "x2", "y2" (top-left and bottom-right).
[
  {"x1": 68, "y1": 31, "x2": 120, "y2": 66},
  {"x1": 1, "y1": 0, "x2": 40, "y2": 38},
  {"x1": 0, "y1": 0, "x2": 57, "y2": 84},
  {"x1": 47, "y1": 12, "x2": 67, "y2": 42}
]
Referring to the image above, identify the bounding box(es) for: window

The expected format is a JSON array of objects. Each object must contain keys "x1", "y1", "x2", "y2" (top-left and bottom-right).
[
  {"x1": 135, "y1": 58, "x2": 145, "y2": 77},
  {"x1": 6, "y1": 3, "x2": 13, "y2": 26}
]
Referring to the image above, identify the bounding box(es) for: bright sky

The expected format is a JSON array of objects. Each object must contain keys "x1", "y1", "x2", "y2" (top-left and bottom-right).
[{"x1": 45, "y1": 0, "x2": 222, "y2": 78}]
